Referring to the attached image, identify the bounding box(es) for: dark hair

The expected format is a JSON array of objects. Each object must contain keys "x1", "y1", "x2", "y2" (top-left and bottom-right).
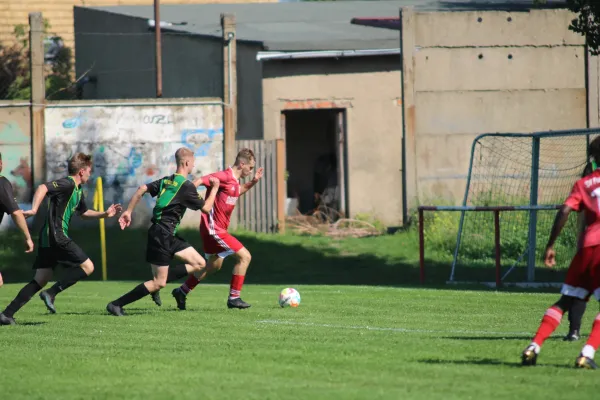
[
  {"x1": 68, "y1": 153, "x2": 92, "y2": 175},
  {"x1": 589, "y1": 136, "x2": 600, "y2": 164},
  {"x1": 583, "y1": 162, "x2": 594, "y2": 177}
]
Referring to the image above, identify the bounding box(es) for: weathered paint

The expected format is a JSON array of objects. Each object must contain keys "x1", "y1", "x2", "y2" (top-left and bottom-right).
[
  {"x1": 44, "y1": 103, "x2": 223, "y2": 227},
  {"x1": 0, "y1": 106, "x2": 33, "y2": 204}
]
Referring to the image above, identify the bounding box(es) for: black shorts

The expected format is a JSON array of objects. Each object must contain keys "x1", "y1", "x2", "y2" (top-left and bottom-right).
[
  {"x1": 33, "y1": 241, "x2": 89, "y2": 269},
  {"x1": 146, "y1": 224, "x2": 191, "y2": 266}
]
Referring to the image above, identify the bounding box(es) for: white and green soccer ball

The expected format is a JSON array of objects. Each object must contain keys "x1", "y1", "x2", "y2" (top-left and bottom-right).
[{"x1": 278, "y1": 287, "x2": 301, "y2": 308}]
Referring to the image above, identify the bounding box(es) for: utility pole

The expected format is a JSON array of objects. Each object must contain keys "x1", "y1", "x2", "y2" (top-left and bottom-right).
[
  {"x1": 221, "y1": 14, "x2": 237, "y2": 167},
  {"x1": 154, "y1": 0, "x2": 163, "y2": 97}
]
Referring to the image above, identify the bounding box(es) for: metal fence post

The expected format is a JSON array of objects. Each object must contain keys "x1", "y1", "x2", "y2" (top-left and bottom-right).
[{"x1": 527, "y1": 136, "x2": 540, "y2": 281}]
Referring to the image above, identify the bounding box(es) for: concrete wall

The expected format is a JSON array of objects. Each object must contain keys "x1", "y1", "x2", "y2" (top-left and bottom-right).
[
  {"x1": 262, "y1": 56, "x2": 403, "y2": 226},
  {"x1": 402, "y1": 8, "x2": 587, "y2": 206},
  {"x1": 44, "y1": 98, "x2": 223, "y2": 228},
  {"x1": 589, "y1": 53, "x2": 600, "y2": 128},
  {"x1": 0, "y1": 103, "x2": 32, "y2": 205}
]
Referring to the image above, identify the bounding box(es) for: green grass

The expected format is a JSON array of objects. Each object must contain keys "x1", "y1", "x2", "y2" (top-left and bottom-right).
[
  {"x1": 0, "y1": 282, "x2": 599, "y2": 399},
  {"x1": 0, "y1": 226, "x2": 589, "y2": 398},
  {"x1": 0, "y1": 226, "x2": 569, "y2": 286}
]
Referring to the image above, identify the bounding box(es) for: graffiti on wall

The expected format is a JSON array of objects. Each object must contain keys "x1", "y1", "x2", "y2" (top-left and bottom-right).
[
  {"x1": 0, "y1": 118, "x2": 32, "y2": 203},
  {"x1": 44, "y1": 104, "x2": 223, "y2": 226}
]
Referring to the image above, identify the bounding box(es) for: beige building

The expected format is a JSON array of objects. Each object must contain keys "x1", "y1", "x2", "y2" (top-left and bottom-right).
[
  {"x1": 73, "y1": 1, "x2": 404, "y2": 226},
  {"x1": 60, "y1": 1, "x2": 593, "y2": 227}
]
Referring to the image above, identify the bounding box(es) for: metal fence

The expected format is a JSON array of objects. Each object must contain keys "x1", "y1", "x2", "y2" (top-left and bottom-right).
[{"x1": 234, "y1": 139, "x2": 284, "y2": 233}]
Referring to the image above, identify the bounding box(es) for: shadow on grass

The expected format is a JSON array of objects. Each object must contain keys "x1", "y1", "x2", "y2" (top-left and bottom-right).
[
  {"x1": 0, "y1": 227, "x2": 567, "y2": 294},
  {"x1": 441, "y1": 335, "x2": 570, "y2": 341},
  {"x1": 418, "y1": 358, "x2": 574, "y2": 369},
  {"x1": 15, "y1": 321, "x2": 47, "y2": 326},
  {"x1": 61, "y1": 311, "x2": 110, "y2": 316}
]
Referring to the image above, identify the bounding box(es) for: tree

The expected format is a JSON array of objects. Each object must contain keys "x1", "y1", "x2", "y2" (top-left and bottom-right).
[
  {"x1": 0, "y1": 20, "x2": 76, "y2": 100},
  {"x1": 567, "y1": 1, "x2": 600, "y2": 55},
  {"x1": 534, "y1": 0, "x2": 600, "y2": 55}
]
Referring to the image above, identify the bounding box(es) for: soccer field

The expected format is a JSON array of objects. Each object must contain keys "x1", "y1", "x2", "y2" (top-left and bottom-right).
[{"x1": 1, "y1": 282, "x2": 598, "y2": 399}]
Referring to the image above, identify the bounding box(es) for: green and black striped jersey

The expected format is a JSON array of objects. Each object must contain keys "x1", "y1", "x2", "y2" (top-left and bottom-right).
[
  {"x1": 40, "y1": 176, "x2": 88, "y2": 247},
  {"x1": 147, "y1": 174, "x2": 205, "y2": 235}
]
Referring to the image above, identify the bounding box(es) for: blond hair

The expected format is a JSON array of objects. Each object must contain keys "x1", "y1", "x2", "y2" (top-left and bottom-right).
[
  {"x1": 234, "y1": 148, "x2": 255, "y2": 166},
  {"x1": 175, "y1": 147, "x2": 194, "y2": 166}
]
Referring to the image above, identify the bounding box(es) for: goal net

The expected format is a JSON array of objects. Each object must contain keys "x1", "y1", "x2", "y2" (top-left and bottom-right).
[{"x1": 449, "y1": 129, "x2": 600, "y2": 283}]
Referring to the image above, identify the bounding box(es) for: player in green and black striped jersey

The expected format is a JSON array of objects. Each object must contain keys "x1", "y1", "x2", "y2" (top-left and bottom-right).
[
  {"x1": 0, "y1": 153, "x2": 122, "y2": 326},
  {"x1": 0, "y1": 151, "x2": 34, "y2": 289},
  {"x1": 106, "y1": 147, "x2": 219, "y2": 316}
]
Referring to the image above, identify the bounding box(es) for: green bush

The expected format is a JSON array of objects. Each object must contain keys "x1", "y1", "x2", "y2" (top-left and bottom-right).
[{"x1": 414, "y1": 206, "x2": 580, "y2": 269}]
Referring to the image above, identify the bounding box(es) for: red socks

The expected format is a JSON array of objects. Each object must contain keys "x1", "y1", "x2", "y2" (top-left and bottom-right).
[
  {"x1": 583, "y1": 313, "x2": 600, "y2": 355},
  {"x1": 532, "y1": 306, "x2": 563, "y2": 346},
  {"x1": 181, "y1": 273, "x2": 246, "y2": 300},
  {"x1": 229, "y1": 274, "x2": 245, "y2": 299},
  {"x1": 181, "y1": 275, "x2": 200, "y2": 294}
]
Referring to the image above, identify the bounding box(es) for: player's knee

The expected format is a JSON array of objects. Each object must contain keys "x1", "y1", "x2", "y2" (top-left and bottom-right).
[
  {"x1": 154, "y1": 279, "x2": 167, "y2": 290},
  {"x1": 81, "y1": 261, "x2": 94, "y2": 276},
  {"x1": 207, "y1": 256, "x2": 223, "y2": 272},
  {"x1": 78, "y1": 258, "x2": 94, "y2": 275},
  {"x1": 34, "y1": 270, "x2": 52, "y2": 287},
  {"x1": 0, "y1": 273, "x2": 3, "y2": 287},
  {"x1": 238, "y1": 250, "x2": 251, "y2": 266},
  {"x1": 189, "y1": 258, "x2": 206, "y2": 272},
  {"x1": 210, "y1": 262, "x2": 223, "y2": 273},
  {"x1": 34, "y1": 277, "x2": 49, "y2": 288}
]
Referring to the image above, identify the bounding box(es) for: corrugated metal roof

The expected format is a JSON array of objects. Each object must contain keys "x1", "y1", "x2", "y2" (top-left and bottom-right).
[{"x1": 84, "y1": 1, "x2": 567, "y2": 51}]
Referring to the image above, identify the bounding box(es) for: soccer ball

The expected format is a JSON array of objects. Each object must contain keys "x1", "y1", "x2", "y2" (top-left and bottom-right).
[{"x1": 278, "y1": 287, "x2": 301, "y2": 308}]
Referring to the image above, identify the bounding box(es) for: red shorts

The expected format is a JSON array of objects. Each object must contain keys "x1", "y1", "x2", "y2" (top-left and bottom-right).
[
  {"x1": 561, "y1": 245, "x2": 600, "y2": 301},
  {"x1": 200, "y1": 224, "x2": 243, "y2": 258}
]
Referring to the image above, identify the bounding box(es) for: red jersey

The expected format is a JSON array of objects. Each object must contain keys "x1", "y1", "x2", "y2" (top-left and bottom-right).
[
  {"x1": 565, "y1": 170, "x2": 600, "y2": 248},
  {"x1": 200, "y1": 168, "x2": 240, "y2": 234}
]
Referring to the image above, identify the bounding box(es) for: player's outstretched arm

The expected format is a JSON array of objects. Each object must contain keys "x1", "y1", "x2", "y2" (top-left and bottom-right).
[
  {"x1": 240, "y1": 167, "x2": 263, "y2": 195},
  {"x1": 125, "y1": 185, "x2": 148, "y2": 213},
  {"x1": 200, "y1": 177, "x2": 220, "y2": 213},
  {"x1": 192, "y1": 176, "x2": 206, "y2": 187},
  {"x1": 22, "y1": 184, "x2": 48, "y2": 218},
  {"x1": 193, "y1": 170, "x2": 228, "y2": 188},
  {"x1": 81, "y1": 204, "x2": 123, "y2": 220},
  {"x1": 544, "y1": 205, "x2": 573, "y2": 268},
  {"x1": 119, "y1": 184, "x2": 148, "y2": 230},
  {"x1": 10, "y1": 210, "x2": 34, "y2": 253},
  {"x1": 0, "y1": 177, "x2": 34, "y2": 252}
]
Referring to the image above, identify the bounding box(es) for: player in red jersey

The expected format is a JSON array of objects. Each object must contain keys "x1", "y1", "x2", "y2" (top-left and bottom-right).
[
  {"x1": 521, "y1": 137, "x2": 600, "y2": 369},
  {"x1": 152, "y1": 148, "x2": 263, "y2": 310}
]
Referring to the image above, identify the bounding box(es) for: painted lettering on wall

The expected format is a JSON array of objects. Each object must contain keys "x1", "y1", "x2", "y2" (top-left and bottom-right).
[
  {"x1": 143, "y1": 114, "x2": 173, "y2": 125},
  {"x1": 45, "y1": 105, "x2": 224, "y2": 227}
]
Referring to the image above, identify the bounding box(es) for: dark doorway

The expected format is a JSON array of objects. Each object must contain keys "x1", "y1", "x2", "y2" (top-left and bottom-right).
[{"x1": 283, "y1": 109, "x2": 347, "y2": 220}]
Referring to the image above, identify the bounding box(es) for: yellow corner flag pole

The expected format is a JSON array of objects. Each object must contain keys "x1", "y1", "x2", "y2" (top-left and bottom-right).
[{"x1": 93, "y1": 177, "x2": 107, "y2": 281}]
